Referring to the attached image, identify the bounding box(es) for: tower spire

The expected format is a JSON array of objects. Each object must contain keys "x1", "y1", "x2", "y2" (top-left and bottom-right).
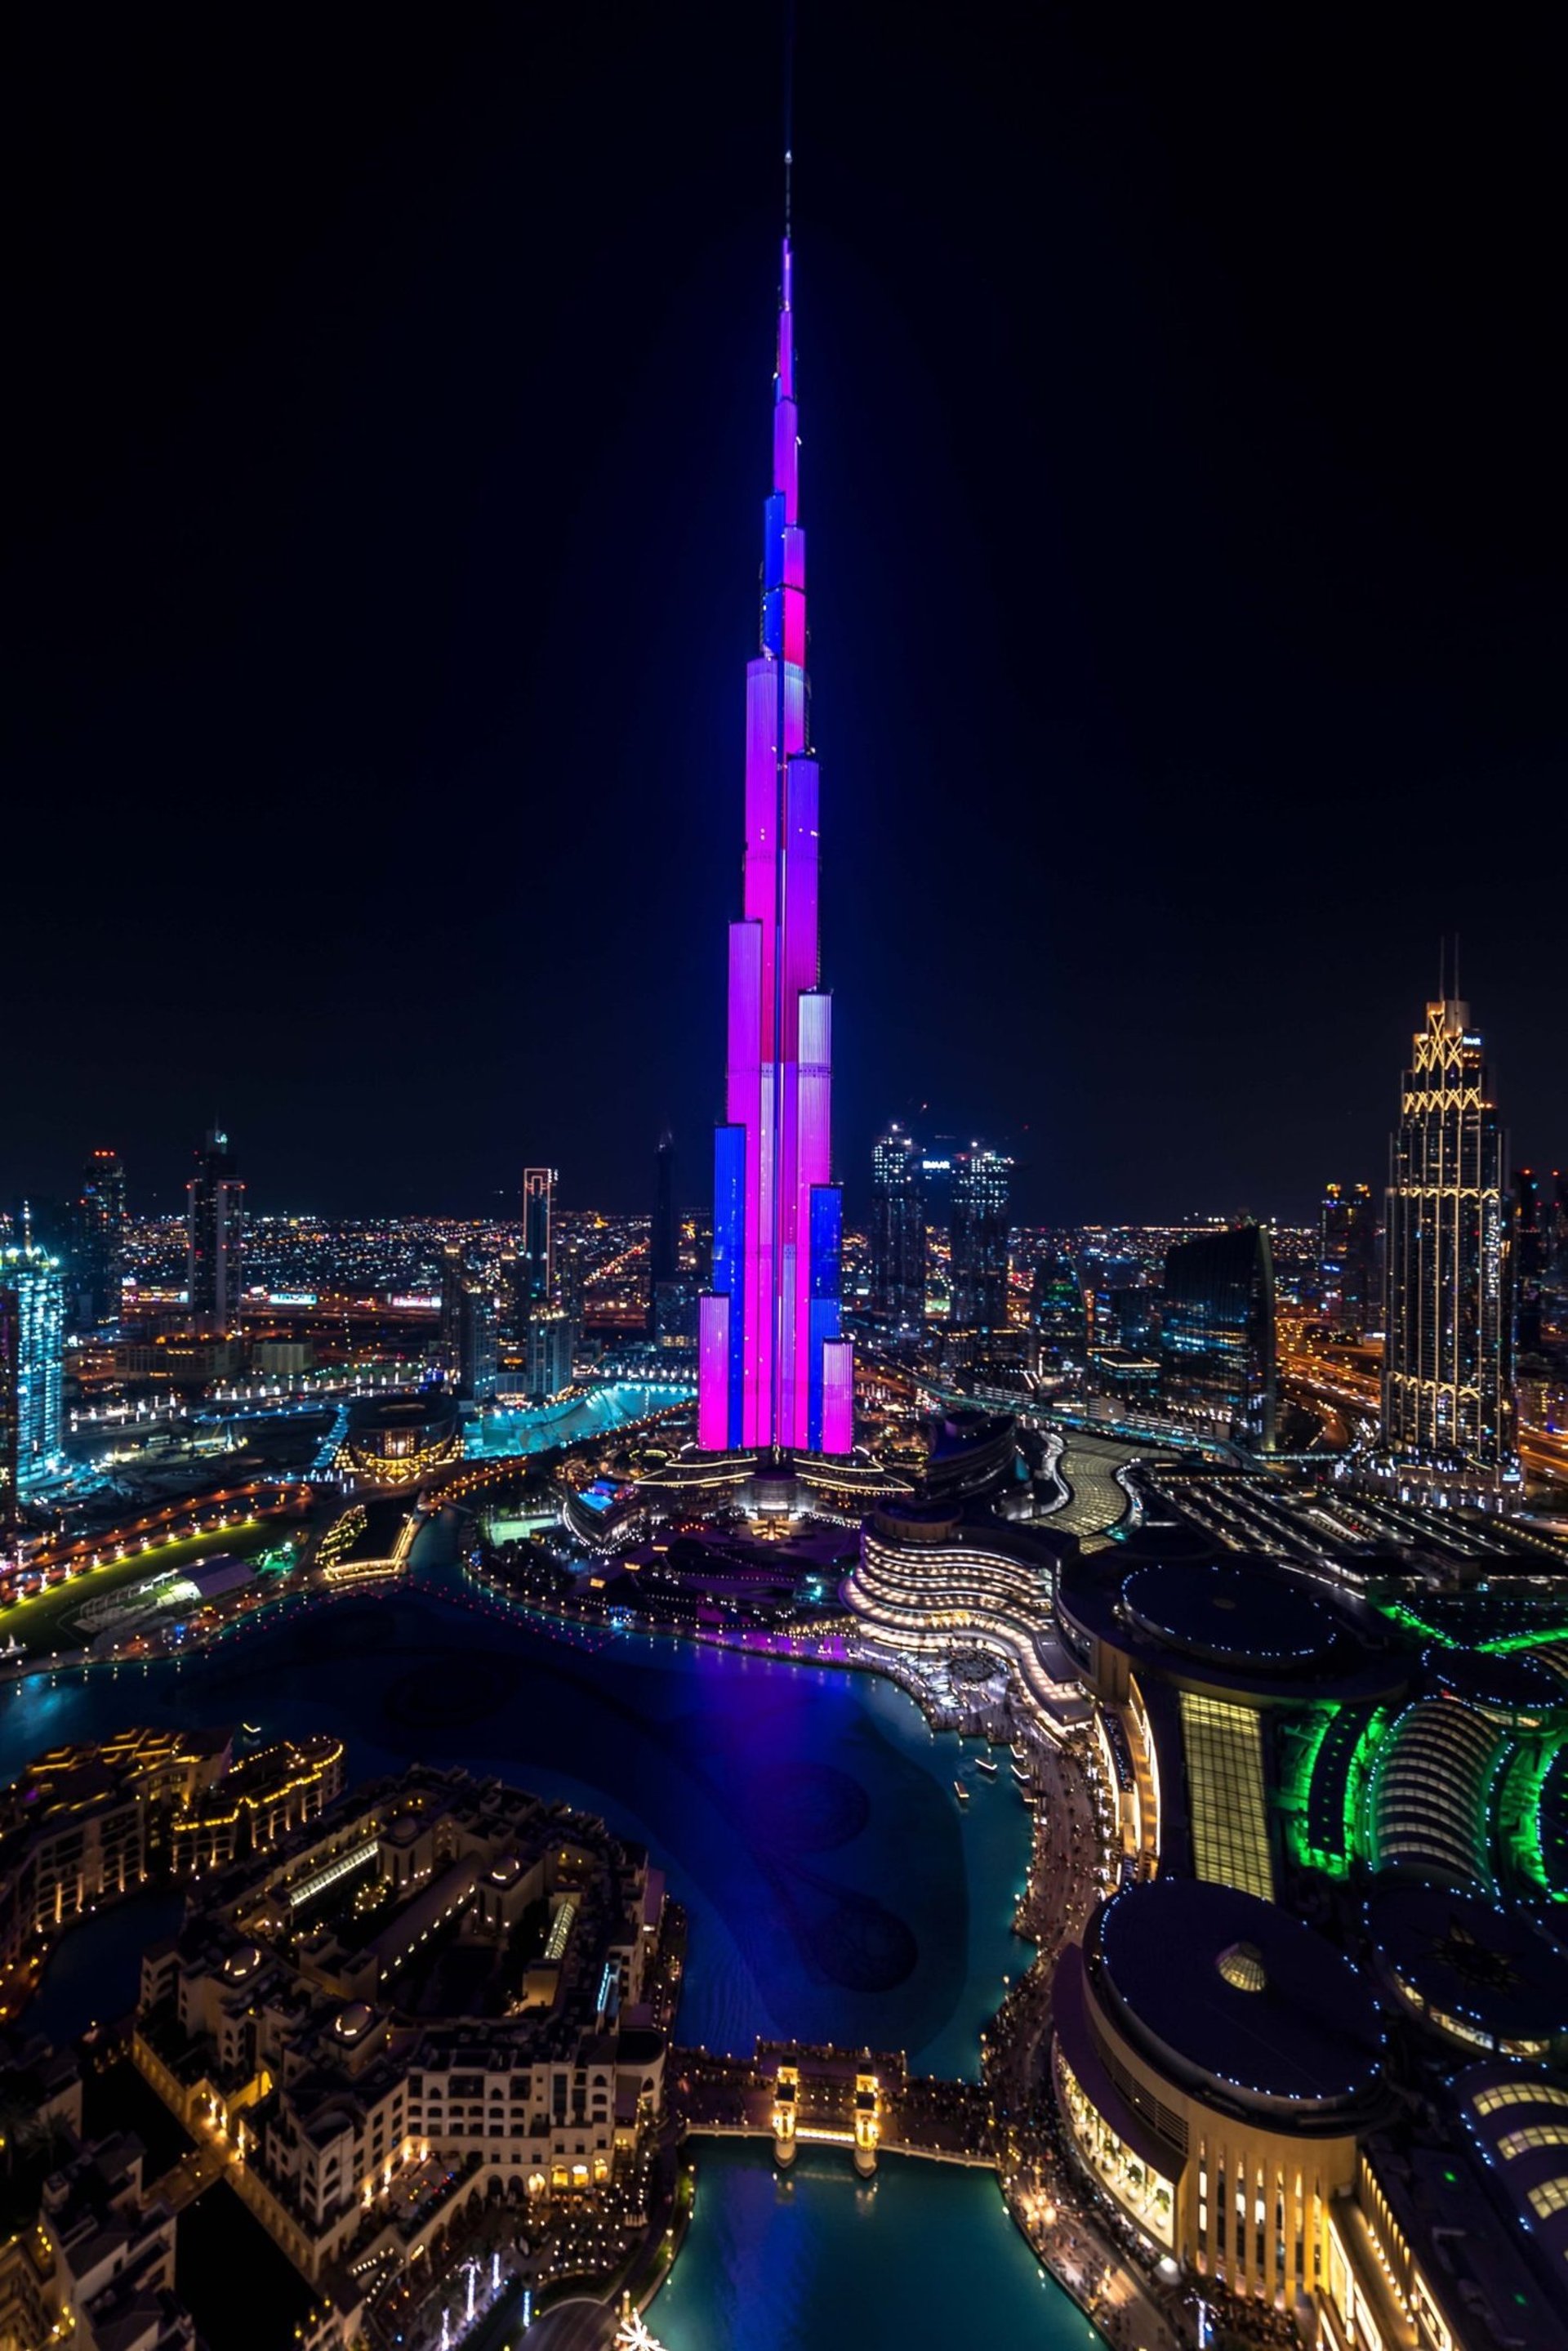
[{"x1": 696, "y1": 175, "x2": 853, "y2": 1459}]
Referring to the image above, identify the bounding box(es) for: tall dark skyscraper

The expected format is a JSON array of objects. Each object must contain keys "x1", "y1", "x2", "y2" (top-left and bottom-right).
[
  {"x1": 1512, "y1": 1170, "x2": 1545, "y2": 1356},
  {"x1": 870, "y1": 1124, "x2": 925, "y2": 1333},
  {"x1": 648, "y1": 1131, "x2": 693, "y2": 1343},
  {"x1": 521, "y1": 1168, "x2": 555, "y2": 1308},
  {"x1": 1382, "y1": 993, "x2": 1514, "y2": 1475},
  {"x1": 949, "y1": 1146, "x2": 1013, "y2": 1335},
  {"x1": 75, "y1": 1147, "x2": 126, "y2": 1332},
  {"x1": 1317, "y1": 1181, "x2": 1379, "y2": 1336},
  {"x1": 1160, "y1": 1222, "x2": 1277, "y2": 1451},
  {"x1": 1030, "y1": 1247, "x2": 1087, "y2": 1363},
  {"x1": 186, "y1": 1127, "x2": 244, "y2": 1330}
]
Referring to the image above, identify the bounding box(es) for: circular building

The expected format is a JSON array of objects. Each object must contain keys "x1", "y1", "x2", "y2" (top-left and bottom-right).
[
  {"x1": 1054, "y1": 1878, "x2": 1386, "y2": 2304},
  {"x1": 1365, "y1": 1883, "x2": 1568, "y2": 2065},
  {"x1": 1120, "y1": 1561, "x2": 1341, "y2": 1675},
  {"x1": 1421, "y1": 1645, "x2": 1568, "y2": 1730},
  {"x1": 340, "y1": 1391, "x2": 461, "y2": 1485}
]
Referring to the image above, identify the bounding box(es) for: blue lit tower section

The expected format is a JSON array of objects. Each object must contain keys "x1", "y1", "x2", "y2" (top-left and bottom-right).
[
  {"x1": 697, "y1": 234, "x2": 853, "y2": 1456},
  {"x1": 0, "y1": 1246, "x2": 65, "y2": 1524}
]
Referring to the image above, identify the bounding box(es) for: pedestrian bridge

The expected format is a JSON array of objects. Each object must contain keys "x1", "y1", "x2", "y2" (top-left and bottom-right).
[{"x1": 669, "y1": 2041, "x2": 996, "y2": 2177}]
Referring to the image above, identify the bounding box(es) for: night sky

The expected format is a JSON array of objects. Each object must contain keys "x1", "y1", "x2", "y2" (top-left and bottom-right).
[{"x1": 6, "y1": 9, "x2": 1564, "y2": 1224}]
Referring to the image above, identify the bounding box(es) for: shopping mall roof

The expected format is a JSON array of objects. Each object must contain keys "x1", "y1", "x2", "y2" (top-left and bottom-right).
[
  {"x1": 1366, "y1": 1884, "x2": 1568, "y2": 2063},
  {"x1": 1120, "y1": 1559, "x2": 1340, "y2": 1672},
  {"x1": 1088, "y1": 1878, "x2": 1386, "y2": 2121},
  {"x1": 1455, "y1": 2060, "x2": 1568, "y2": 2299}
]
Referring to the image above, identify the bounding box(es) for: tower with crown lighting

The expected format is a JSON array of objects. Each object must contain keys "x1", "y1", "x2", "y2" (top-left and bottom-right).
[{"x1": 696, "y1": 228, "x2": 853, "y2": 1457}]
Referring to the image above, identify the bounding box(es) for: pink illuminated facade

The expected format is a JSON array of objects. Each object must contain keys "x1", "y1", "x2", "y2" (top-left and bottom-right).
[{"x1": 697, "y1": 236, "x2": 853, "y2": 1457}]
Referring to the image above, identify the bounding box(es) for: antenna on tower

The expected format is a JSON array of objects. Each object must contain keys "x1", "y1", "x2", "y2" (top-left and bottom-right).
[
  {"x1": 783, "y1": 0, "x2": 795, "y2": 238},
  {"x1": 1437, "y1": 935, "x2": 1446, "y2": 1003},
  {"x1": 1453, "y1": 929, "x2": 1460, "y2": 1006}
]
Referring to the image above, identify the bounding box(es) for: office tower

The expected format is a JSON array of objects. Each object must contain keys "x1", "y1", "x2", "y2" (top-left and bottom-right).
[
  {"x1": 525, "y1": 1309, "x2": 576, "y2": 1402},
  {"x1": 186, "y1": 1127, "x2": 244, "y2": 1329},
  {"x1": 458, "y1": 1283, "x2": 498, "y2": 1404},
  {"x1": 1512, "y1": 1171, "x2": 1545, "y2": 1355},
  {"x1": 75, "y1": 1149, "x2": 126, "y2": 1332},
  {"x1": 439, "y1": 1242, "x2": 468, "y2": 1360},
  {"x1": 522, "y1": 1169, "x2": 555, "y2": 1308},
  {"x1": 949, "y1": 1147, "x2": 1013, "y2": 1334},
  {"x1": 649, "y1": 1134, "x2": 695, "y2": 1344},
  {"x1": 0, "y1": 1246, "x2": 65, "y2": 1525},
  {"x1": 439, "y1": 1243, "x2": 497, "y2": 1401},
  {"x1": 918, "y1": 1149, "x2": 955, "y2": 1230},
  {"x1": 870, "y1": 1124, "x2": 925, "y2": 1332},
  {"x1": 1383, "y1": 993, "x2": 1514, "y2": 1472},
  {"x1": 1160, "y1": 1223, "x2": 1276, "y2": 1451},
  {"x1": 1318, "y1": 1180, "x2": 1379, "y2": 1336},
  {"x1": 697, "y1": 229, "x2": 852, "y2": 1456},
  {"x1": 1548, "y1": 1172, "x2": 1568, "y2": 1331},
  {"x1": 1030, "y1": 1247, "x2": 1086, "y2": 1362}
]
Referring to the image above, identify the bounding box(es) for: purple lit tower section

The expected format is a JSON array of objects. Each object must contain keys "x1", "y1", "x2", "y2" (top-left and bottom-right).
[{"x1": 697, "y1": 236, "x2": 853, "y2": 1457}]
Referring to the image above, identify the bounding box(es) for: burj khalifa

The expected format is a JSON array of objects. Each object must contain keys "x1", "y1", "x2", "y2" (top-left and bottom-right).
[{"x1": 697, "y1": 229, "x2": 853, "y2": 1457}]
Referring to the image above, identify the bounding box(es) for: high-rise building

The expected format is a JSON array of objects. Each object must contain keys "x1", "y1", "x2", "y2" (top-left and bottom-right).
[
  {"x1": 1317, "y1": 1181, "x2": 1379, "y2": 1336},
  {"x1": 1512, "y1": 1170, "x2": 1545, "y2": 1356},
  {"x1": 75, "y1": 1149, "x2": 126, "y2": 1332},
  {"x1": 439, "y1": 1244, "x2": 497, "y2": 1402},
  {"x1": 870, "y1": 1124, "x2": 925, "y2": 1332},
  {"x1": 697, "y1": 230, "x2": 852, "y2": 1457},
  {"x1": 949, "y1": 1147, "x2": 1013, "y2": 1334},
  {"x1": 1030, "y1": 1247, "x2": 1086, "y2": 1363},
  {"x1": 648, "y1": 1131, "x2": 693, "y2": 1342},
  {"x1": 525, "y1": 1309, "x2": 576, "y2": 1403},
  {"x1": 522, "y1": 1169, "x2": 555, "y2": 1308},
  {"x1": 186, "y1": 1127, "x2": 244, "y2": 1330},
  {"x1": 0, "y1": 1246, "x2": 65, "y2": 1525},
  {"x1": 1382, "y1": 994, "x2": 1514, "y2": 1474},
  {"x1": 1548, "y1": 1171, "x2": 1568, "y2": 1332},
  {"x1": 1160, "y1": 1222, "x2": 1276, "y2": 1452}
]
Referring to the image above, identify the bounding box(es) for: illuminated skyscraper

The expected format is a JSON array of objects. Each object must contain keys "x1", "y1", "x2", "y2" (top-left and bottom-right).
[
  {"x1": 186, "y1": 1127, "x2": 244, "y2": 1329},
  {"x1": 1512, "y1": 1170, "x2": 1545, "y2": 1355},
  {"x1": 697, "y1": 230, "x2": 852, "y2": 1456},
  {"x1": 949, "y1": 1147, "x2": 1013, "y2": 1335},
  {"x1": 76, "y1": 1147, "x2": 126, "y2": 1332},
  {"x1": 1382, "y1": 995, "x2": 1514, "y2": 1474},
  {"x1": 521, "y1": 1168, "x2": 555, "y2": 1308},
  {"x1": 870, "y1": 1124, "x2": 925, "y2": 1332},
  {"x1": 0, "y1": 1245, "x2": 65, "y2": 1525},
  {"x1": 1317, "y1": 1180, "x2": 1379, "y2": 1336}
]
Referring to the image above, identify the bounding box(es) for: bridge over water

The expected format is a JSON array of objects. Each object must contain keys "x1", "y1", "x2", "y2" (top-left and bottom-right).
[{"x1": 669, "y1": 2041, "x2": 996, "y2": 2176}]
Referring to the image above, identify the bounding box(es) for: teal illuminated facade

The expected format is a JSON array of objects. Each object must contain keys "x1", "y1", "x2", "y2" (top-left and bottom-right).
[{"x1": 0, "y1": 1245, "x2": 65, "y2": 1523}]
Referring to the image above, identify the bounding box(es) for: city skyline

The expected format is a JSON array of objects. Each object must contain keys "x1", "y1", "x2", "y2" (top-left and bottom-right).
[
  {"x1": 2, "y1": 18, "x2": 1568, "y2": 2347},
  {"x1": 4, "y1": 11, "x2": 1564, "y2": 1225}
]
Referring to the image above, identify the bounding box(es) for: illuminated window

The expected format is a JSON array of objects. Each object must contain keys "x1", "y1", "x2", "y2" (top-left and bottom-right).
[
  {"x1": 1500, "y1": 2124, "x2": 1568, "y2": 2160},
  {"x1": 1527, "y1": 2176, "x2": 1568, "y2": 2219},
  {"x1": 1474, "y1": 2084, "x2": 1568, "y2": 2117},
  {"x1": 1179, "y1": 1693, "x2": 1273, "y2": 1901}
]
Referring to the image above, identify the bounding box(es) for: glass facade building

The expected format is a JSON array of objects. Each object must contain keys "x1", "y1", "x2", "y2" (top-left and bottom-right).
[
  {"x1": 186, "y1": 1126, "x2": 244, "y2": 1328},
  {"x1": 522, "y1": 1167, "x2": 555, "y2": 1307},
  {"x1": 949, "y1": 1147, "x2": 1013, "y2": 1334},
  {"x1": 1317, "y1": 1180, "x2": 1379, "y2": 1336},
  {"x1": 869, "y1": 1124, "x2": 925, "y2": 1332},
  {"x1": 75, "y1": 1146, "x2": 126, "y2": 1331},
  {"x1": 0, "y1": 1245, "x2": 65, "y2": 1522},
  {"x1": 1160, "y1": 1222, "x2": 1276, "y2": 1451},
  {"x1": 1382, "y1": 996, "x2": 1514, "y2": 1473}
]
